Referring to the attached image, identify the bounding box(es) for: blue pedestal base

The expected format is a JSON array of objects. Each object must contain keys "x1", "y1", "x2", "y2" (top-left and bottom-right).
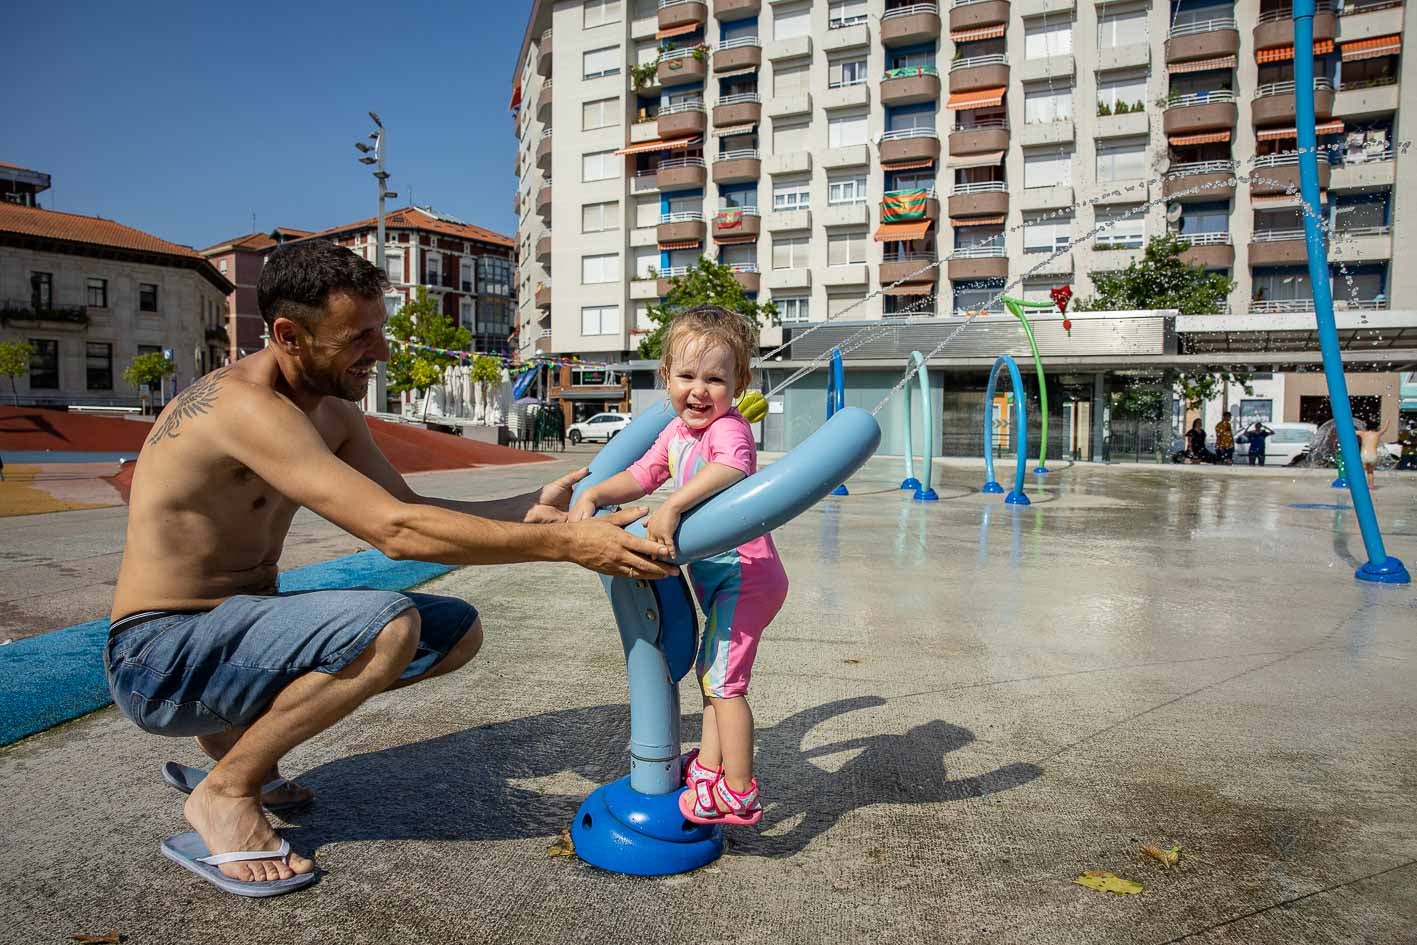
[
  {"x1": 1005, "y1": 491, "x2": 1030, "y2": 505},
  {"x1": 570, "y1": 776, "x2": 723, "y2": 876},
  {"x1": 900, "y1": 477, "x2": 921, "y2": 491},
  {"x1": 1355, "y1": 556, "x2": 1411, "y2": 585},
  {"x1": 1033, "y1": 466, "x2": 1050, "y2": 474},
  {"x1": 913, "y1": 487, "x2": 938, "y2": 502},
  {"x1": 981, "y1": 481, "x2": 1004, "y2": 494},
  {"x1": 831, "y1": 484, "x2": 849, "y2": 496},
  {"x1": 1331, "y1": 477, "x2": 1347, "y2": 489}
]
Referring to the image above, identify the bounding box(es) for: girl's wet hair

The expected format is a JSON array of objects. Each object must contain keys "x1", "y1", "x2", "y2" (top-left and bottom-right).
[{"x1": 659, "y1": 305, "x2": 757, "y2": 395}]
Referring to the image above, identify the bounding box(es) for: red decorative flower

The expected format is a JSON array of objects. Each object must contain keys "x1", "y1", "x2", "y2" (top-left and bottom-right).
[{"x1": 1049, "y1": 284, "x2": 1073, "y2": 315}]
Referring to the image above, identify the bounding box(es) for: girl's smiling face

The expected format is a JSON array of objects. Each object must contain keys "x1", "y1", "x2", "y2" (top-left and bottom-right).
[{"x1": 666, "y1": 338, "x2": 739, "y2": 431}]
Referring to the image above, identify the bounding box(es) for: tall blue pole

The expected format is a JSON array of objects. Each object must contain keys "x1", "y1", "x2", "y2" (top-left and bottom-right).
[{"x1": 1293, "y1": 0, "x2": 1408, "y2": 583}]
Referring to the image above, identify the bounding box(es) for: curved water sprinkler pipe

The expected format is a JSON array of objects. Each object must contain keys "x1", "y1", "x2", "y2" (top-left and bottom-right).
[
  {"x1": 1293, "y1": 0, "x2": 1407, "y2": 583},
  {"x1": 827, "y1": 347, "x2": 850, "y2": 495},
  {"x1": 999, "y1": 296, "x2": 1056, "y2": 473},
  {"x1": 982, "y1": 355, "x2": 1030, "y2": 505},
  {"x1": 899, "y1": 350, "x2": 938, "y2": 501}
]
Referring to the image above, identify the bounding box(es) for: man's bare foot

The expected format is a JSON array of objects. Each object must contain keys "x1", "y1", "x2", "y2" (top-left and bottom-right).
[
  {"x1": 196, "y1": 732, "x2": 314, "y2": 807},
  {"x1": 184, "y1": 779, "x2": 316, "y2": 883}
]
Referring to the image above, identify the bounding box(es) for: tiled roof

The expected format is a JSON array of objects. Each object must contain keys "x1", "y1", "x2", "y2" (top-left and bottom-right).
[
  {"x1": 201, "y1": 227, "x2": 315, "y2": 256},
  {"x1": 306, "y1": 206, "x2": 514, "y2": 249}
]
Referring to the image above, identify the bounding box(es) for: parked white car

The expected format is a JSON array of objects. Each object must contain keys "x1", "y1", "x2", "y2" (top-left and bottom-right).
[
  {"x1": 1234, "y1": 422, "x2": 1316, "y2": 465},
  {"x1": 567, "y1": 411, "x2": 632, "y2": 445}
]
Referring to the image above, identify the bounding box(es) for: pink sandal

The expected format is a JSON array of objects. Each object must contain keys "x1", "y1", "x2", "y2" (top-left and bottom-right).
[
  {"x1": 681, "y1": 749, "x2": 721, "y2": 790},
  {"x1": 678, "y1": 773, "x2": 763, "y2": 826}
]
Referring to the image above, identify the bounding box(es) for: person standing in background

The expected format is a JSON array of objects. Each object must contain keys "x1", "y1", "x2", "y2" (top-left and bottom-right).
[
  {"x1": 1244, "y1": 421, "x2": 1274, "y2": 466},
  {"x1": 1215, "y1": 412, "x2": 1235, "y2": 465}
]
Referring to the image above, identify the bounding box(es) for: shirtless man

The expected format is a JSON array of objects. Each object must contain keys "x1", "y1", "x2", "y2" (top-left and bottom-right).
[{"x1": 104, "y1": 240, "x2": 676, "y2": 897}]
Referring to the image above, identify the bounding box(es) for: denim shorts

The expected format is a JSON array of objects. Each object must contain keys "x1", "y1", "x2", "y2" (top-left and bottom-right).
[{"x1": 104, "y1": 590, "x2": 478, "y2": 737}]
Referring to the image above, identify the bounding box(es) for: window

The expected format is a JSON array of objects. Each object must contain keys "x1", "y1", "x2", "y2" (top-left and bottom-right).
[
  {"x1": 1023, "y1": 212, "x2": 1073, "y2": 253},
  {"x1": 426, "y1": 253, "x2": 442, "y2": 285},
  {"x1": 582, "y1": 149, "x2": 618, "y2": 181},
  {"x1": 584, "y1": 0, "x2": 621, "y2": 27},
  {"x1": 952, "y1": 280, "x2": 1006, "y2": 314},
  {"x1": 583, "y1": 97, "x2": 620, "y2": 130},
  {"x1": 828, "y1": 173, "x2": 868, "y2": 205},
  {"x1": 829, "y1": 0, "x2": 867, "y2": 27},
  {"x1": 28, "y1": 339, "x2": 58, "y2": 389},
  {"x1": 1020, "y1": 278, "x2": 1065, "y2": 304},
  {"x1": 583, "y1": 46, "x2": 620, "y2": 80},
  {"x1": 886, "y1": 106, "x2": 935, "y2": 133},
  {"x1": 1097, "y1": 3, "x2": 1149, "y2": 48},
  {"x1": 139, "y1": 283, "x2": 159, "y2": 312},
  {"x1": 1097, "y1": 70, "x2": 1148, "y2": 112},
  {"x1": 1024, "y1": 18, "x2": 1073, "y2": 59},
  {"x1": 772, "y1": 234, "x2": 810, "y2": 269},
  {"x1": 632, "y1": 246, "x2": 659, "y2": 279},
  {"x1": 1024, "y1": 83, "x2": 1073, "y2": 124},
  {"x1": 86, "y1": 342, "x2": 113, "y2": 391},
  {"x1": 218, "y1": 259, "x2": 228, "y2": 273},
  {"x1": 635, "y1": 196, "x2": 661, "y2": 228},
  {"x1": 720, "y1": 244, "x2": 756, "y2": 269},
  {"x1": 774, "y1": 3, "x2": 810, "y2": 40},
  {"x1": 827, "y1": 291, "x2": 867, "y2": 318},
  {"x1": 1177, "y1": 200, "x2": 1230, "y2": 238},
  {"x1": 1095, "y1": 205, "x2": 1145, "y2": 248},
  {"x1": 30, "y1": 271, "x2": 52, "y2": 310},
  {"x1": 827, "y1": 229, "x2": 867, "y2": 266},
  {"x1": 719, "y1": 184, "x2": 757, "y2": 209},
  {"x1": 1023, "y1": 148, "x2": 1072, "y2": 188},
  {"x1": 828, "y1": 56, "x2": 868, "y2": 89},
  {"x1": 772, "y1": 118, "x2": 809, "y2": 154},
  {"x1": 582, "y1": 253, "x2": 620, "y2": 284},
  {"x1": 665, "y1": 193, "x2": 701, "y2": 215},
  {"x1": 891, "y1": 169, "x2": 936, "y2": 192},
  {"x1": 385, "y1": 252, "x2": 404, "y2": 283},
  {"x1": 581, "y1": 304, "x2": 621, "y2": 335},
  {"x1": 774, "y1": 60, "x2": 810, "y2": 96},
  {"x1": 478, "y1": 256, "x2": 514, "y2": 296},
  {"x1": 1096, "y1": 138, "x2": 1147, "y2": 182},
  {"x1": 460, "y1": 298, "x2": 475, "y2": 328},
  {"x1": 828, "y1": 112, "x2": 868, "y2": 148},
  {"x1": 775, "y1": 296, "x2": 809, "y2": 323},
  {"x1": 582, "y1": 200, "x2": 620, "y2": 232},
  {"x1": 773, "y1": 176, "x2": 810, "y2": 210},
  {"x1": 889, "y1": 48, "x2": 935, "y2": 71}
]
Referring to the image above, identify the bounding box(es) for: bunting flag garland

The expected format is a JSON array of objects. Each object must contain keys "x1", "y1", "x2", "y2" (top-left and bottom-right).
[{"x1": 880, "y1": 189, "x2": 929, "y2": 223}]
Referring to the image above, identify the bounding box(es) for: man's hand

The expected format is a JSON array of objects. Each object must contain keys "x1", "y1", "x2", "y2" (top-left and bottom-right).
[
  {"x1": 524, "y1": 467, "x2": 590, "y2": 524},
  {"x1": 644, "y1": 504, "x2": 681, "y2": 556},
  {"x1": 564, "y1": 507, "x2": 678, "y2": 579}
]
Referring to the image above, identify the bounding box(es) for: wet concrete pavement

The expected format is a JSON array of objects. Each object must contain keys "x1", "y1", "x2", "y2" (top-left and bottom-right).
[{"x1": 2, "y1": 457, "x2": 1415, "y2": 943}]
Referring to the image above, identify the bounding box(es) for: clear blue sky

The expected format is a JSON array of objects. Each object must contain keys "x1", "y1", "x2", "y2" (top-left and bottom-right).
[{"x1": 5, "y1": 0, "x2": 530, "y2": 250}]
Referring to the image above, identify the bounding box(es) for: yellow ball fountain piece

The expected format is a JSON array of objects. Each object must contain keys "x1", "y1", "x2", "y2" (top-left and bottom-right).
[{"x1": 735, "y1": 390, "x2": 767, "y2": 423}]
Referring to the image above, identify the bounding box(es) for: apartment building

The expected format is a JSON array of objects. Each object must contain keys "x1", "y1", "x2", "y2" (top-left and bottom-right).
[
  {"x1": 511, "y1": 0, "x2": 1415, "y2": 360},
  {"x1": 200, "y1": 227, "x2": 312, "y2": 362}
]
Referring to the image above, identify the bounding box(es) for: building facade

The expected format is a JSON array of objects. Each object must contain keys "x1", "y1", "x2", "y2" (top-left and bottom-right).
[
  {"x1": 511, "y1": 0, "x2": 1415, "y2": 361},
  {"x1": 200, "y1": 227, "x2": 312, "y2": 362}
]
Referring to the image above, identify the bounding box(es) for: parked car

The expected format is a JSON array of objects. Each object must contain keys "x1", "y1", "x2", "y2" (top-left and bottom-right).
[
  {"x1": 1235, "y1": 422, "x2": 1317, "y2": 466},
  {"x1": 567, "y1": 411, "x2": 632, "y2": 445}
]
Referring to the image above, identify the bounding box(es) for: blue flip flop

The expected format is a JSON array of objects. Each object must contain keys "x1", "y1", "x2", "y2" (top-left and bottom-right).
[
  {"x1": 160, "y1": 831, "x2": 317, "y2": 898},
  {"x1": 161, "y1": 762, "x2": 312, "y2": 812}
]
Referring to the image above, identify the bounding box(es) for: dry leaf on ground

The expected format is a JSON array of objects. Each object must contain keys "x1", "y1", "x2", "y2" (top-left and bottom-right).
[
  {"x1": 843, "y1": 658, "x2": 862, "y2": 664},
  {"x1": 1073, "y1": 870, "x2": 1143, "y2": 895},
  {"x1": 70, "y1": 933, "x2": 122, "y2": 944},
  {"x1": 1141, "y1": 843, "x2": 1182, "y2": 867},
  {"x1": 546, "y1": 829, "x2": 575, "y2": 858}
]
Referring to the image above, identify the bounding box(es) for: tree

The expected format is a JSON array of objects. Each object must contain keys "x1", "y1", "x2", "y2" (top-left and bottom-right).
[
  {"x1": 1078, "y1": 233, "x2": 1250, "y2": 410},
  {"x1": 470, "y1": 354, "x2": 503, "y2": 423},
  {"x1": 637, "y1": 257, "x2": 778, "y2": 358},
  {"x1": 0, "y1": 340, "x2": 32, "y2": 406},
  {"x1": 386, "y1": 287, "x2": 472, "y2": 416},
  {"x1": 122, "y1": 352, "x2": 177, "y2": 413}
]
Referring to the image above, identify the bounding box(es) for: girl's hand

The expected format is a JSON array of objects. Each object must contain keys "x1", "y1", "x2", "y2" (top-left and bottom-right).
[
  {"x1": 645, "y1": 505, "x2": 681, "y2": 554},
  {"x1": 568, "y1": 494, "x2": 599, "y2": 523}
]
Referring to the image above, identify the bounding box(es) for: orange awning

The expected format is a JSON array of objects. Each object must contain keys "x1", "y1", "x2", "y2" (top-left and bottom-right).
[
  {"x1": 950, "y1": 150, "x2": 1005, "y2": 170},
  {"x1": 658, "y1": 239, "x2": 701, "y2": 250},
  {"x1": 1250, "y1": 192, "x2": 1317, "y2": 209},
  {"x1": 950, "y1": 215, "x2": 1006, "y2": 226},
  {"x1": 615, "y1": 137, "x2": 699, "y2": 155},
  {"x1": 1256, "y1": 39, "x2": 1333, "y2": 62},
  {"x1": 947, "y1": 86, "x2": 1006, "y2": 110},
  {"x1": 883, "y1": 283, "x2": 936, "y2": 296},
  {"x1": 1169, "y1": 130, "x2": 1232, "y2": 147},
  {"x1": 881, "y1": 158, "x2": 935, "y2": 171},
  {"x1": 873, "y1": 220, "x2": 932, "y2": 242},
  {"x1": 656, "y1": 23, "x2": 700, "y2": 39},
  {"x1": 713, "y1": 235, "x2": 758, "y2": 245},
  {"x1": 1342, "y1": 34, "x2": 1401, "y2": 60},
  {"x1": 950, "y1": 25, "x2": 1006, "y2": 43},
  {"x1": 1168, "y1": 55, "x2": 1238, "y2": 74},
  {"x1": 1256, "y1": 120, "x2": 1344, "y2": 141}
]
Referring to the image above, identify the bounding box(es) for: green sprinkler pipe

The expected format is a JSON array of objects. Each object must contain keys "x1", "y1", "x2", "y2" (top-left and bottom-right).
[{"x1": 1000, "y1": 297, "x2": 1056, "y2": 473}]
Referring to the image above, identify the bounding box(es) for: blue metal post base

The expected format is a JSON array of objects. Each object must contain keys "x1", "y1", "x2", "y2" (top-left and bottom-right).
[
  {"x1": 981, "y1": 480, "x2": 1004, "y2": 494},
  {"x1": 1005, "y1": 491, "x2": 1031, "y2": 505},
  {"x1": 831, "y1": 484, "x2": 850, "y2": 495},
  {"x1": 913, "y1": 487, "x2": 938, "y2": 501},
  {"x1": 1331, "y1": 477, "x2": 1347, "y2": 489},
  {"x1": 1355, "y1": 556, "x2": 1411, "y2": 584},
  {"x1": 570, "y1": 776, "x2": 723, "y2": 876},
  {"x1": 900, "y1": 477, "x2": 921, "y2": 491},
  {"x1": 1033, "y1": 466, "x2": 1050, "y2": 474}
]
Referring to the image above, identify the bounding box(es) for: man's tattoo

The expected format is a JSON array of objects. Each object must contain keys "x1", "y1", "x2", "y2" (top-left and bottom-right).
[{"x1": 147, "y1": 368, "x2": 231, "y2": 445}]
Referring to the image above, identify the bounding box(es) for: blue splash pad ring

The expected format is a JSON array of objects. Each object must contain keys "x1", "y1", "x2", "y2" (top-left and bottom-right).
[
  {"x1": 1356, "y1": 556, "x2": 1411, "y2": 585},
  {"x1": 981, "y1": 481, "x2": 1005, "y2": 494},
  {"x1": 570, "y1": 776, "x2": 723, "y2": 876}
]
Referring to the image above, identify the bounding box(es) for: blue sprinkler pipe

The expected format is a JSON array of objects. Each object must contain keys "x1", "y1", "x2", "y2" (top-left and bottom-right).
[
  {"x1": 568, "y1": 400, "x2": 882, "y2": 875},
  {"x1": 981, "y1": 355, "x2": 1030, "y2": 505},
  {"x1": 827, "y1": 347, "x2": 850, "y2": 496},
  {"x1": 899, "y1": 350, "x2": 938, "y2": 501},
  {"x1": 1293, "y1": 0, "x2": 1408, "y2": 583}
]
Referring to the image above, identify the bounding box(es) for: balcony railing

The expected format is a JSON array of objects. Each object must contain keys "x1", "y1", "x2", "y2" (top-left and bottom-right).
[
  {"x1": 1333, "y1": 224, "x2": 1392, "y2": 238},
  {"x1": 1167, "y1": 89, "x2": 1236, "y2": 107},
  {"x1": 952, "y1": 0, "x2": 993, "y2": 7},
  {"x1": 883, "y1": 65, "x2": 939, "y2": 78},
  {"x1": 1167, "y1": 159, "x2": 1238, "y2": 176},
  {"x1": 658, "y1": 0, "x2": 699, "y2": 7},
  {"x1": 1338, "y1": 75, "x2": 1399, "y2": 91},
  {"x1": 541, "y1": 128, "x2": 553, "y2": 139},
  {"x1": 1252, "y1": 297, "x2": 1388, "y2": 313},
  {"x1": 1252, "y1": 151, "x2": 1330, "y2": 168},
  {"x1": 881, "y1": 127, "x2": 939, "y2": 141},
  {"x1": 661, "y1": 47, "x2": 705, "y2": 62},
  {"x1": 658, "y1": 156, "x2": 707, "y2": 170},
  {"x1": 882, "y1": 252, "x2": 940, "y2": 262},
  {"x1": 1168, "y1": 16, "x2": 1238, "y2": 37},
  {"x1": 1336, "y1": 147, "x2": 1394, "y2": 166},
  {"x1": 1254, "y1": 78, "x2": 1334, "y2": 98},
  {"x1": 1180, "y1": 231, "x2": 1231, "y2": 245},
  {"x1": 829, "y1": 74, "x2": 868, "y2": 89},
  {"x1": 728, "y1": 263, "x2": 760, "y2": 273},
  {"x1": 660, "y1": 210, "x2": 705, "y2": 223},
  {"x1": 884, "y1": 3, "x2": 940, "y2": 18},
  {"x1": 718, "y1": 92, "x2": 761, "y2": 105},
  {"x1": 951, "y1": 54, "x2": 1008, "y2": 71},
  {"x1": 718, "y1": 36, "x2": 760, "y2": 50},
  {"x1": 952, "y1": 117, "x2": 1008, "y2": 131},
  {"x1": 660, "y1": 266, "x2": 691, "y2": 277},
  {"x1": 951, "y1": 180, "x2": 1006, "y2": 194},
  {"x1": 716, "y1": 206, "x2": 761, "y2": 216},
  {"x1": 952, "y1": 245, "x2": 1007, "y2": 258},
  {"x1": 717, "y1": 148, "x2": 760, "y2": 160},
  {"x1": 660, "y1": 100, "x2": 706, "y2": 114},
  {"x1": 1252, "y1": 228, "x2": 1307, "y2": 242},
  {"x1": 1256, "y1": 1, "x2": 1333, "y2": 24}
]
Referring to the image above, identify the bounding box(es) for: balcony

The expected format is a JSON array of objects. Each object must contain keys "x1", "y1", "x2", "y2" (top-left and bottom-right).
[
  {"x1": 1163, "y1": 160, "x2": 1237, "y2": 202},
  {"x1": 1248, "y1": 228, "x2": 1308, "y2": 266},
  {"x1": 1330, "y1": 148, "x2": 1396, "y2": 189},
  {"x1": 948, "y1": 180, "x2": 1009, "y2": 218},
  {"x1": 535, "y1": 336, "x2": 553, "y2": 354},
  {"x1": 657, "y1": 265, "x2": 690, "y2": 296},
  {"x1": 949, "y1": 54, "x2": 1009, "y2": 94},
  {"x1": 657, "y1": 156, "x2": 708, "y2": 190},
  {"x1": 881, "y1": 67, "x2": 941, "y2": 106},
  {"x1": 631, "y1": 169, "x2": 661, "y2": 193},
  {"x1": 536, "y1": 29, "x2": 552, "y2": 78},
  {"x1": 657, "y1": 210, "x2": 706, "y2": 244},
  {"x1": 881, "y1": 255, "x2": 940, "y2": 286},
  {"x1": 1333, "y1": 78, "x2": 1399, "y2": 119},
  {"x1": 536, "y1": 183, "x2": 553, "y2": 215},
  {"x1": 658, "y1": 0, "x2": 707, "y2": 31},
  {"x1": 1162, "y1": 90, "x2": 1237, "y2": 135},
  {"x1": 713, "y1": 36, "x2": 762, "y2": 73},
  {"x1": 949, "y1": 0, "x2": 1009, "y2": 33},
  {"x1": 949, "y1": 119, "x2": 1009, "y2": 155},
  {"x1": 659, "y1": 47, "x2": 709, "y2": 86},
  {"x1": 727, "y1": 264, "x2": 761, "y2": 293},
  {"x1": 713, "y1": 149, "x2": 761, "y2": 184},
  {"x1": 712, "y1": 207, "x2": 761, "y2": 240},
  {"x1": 536, "y1": 81, "x2": 553, "y2": 120},
  {"x1": 882, "y1": 3, "x2": 942, "y2": 47},
  {"x1": 1329, "y1": 225, "x2": 1393, "y2": 263},
  {"x1": 536, "y1": 236, "x2": 551, "y2": 263},
  {"x1": 880, "y1": 128, "x2": 942, "y2": 164},
  {"x1": 1164, "y1": 17, "x2": 1241, "y2": 64},
  {"x1": 948, "y1": 245, "x2": 1008, "y2": 280},
  {"x1": 1249, "y1": 151, "x2": 1331, "y2": 195},
  {"x1": 513, "y1": 191, "x2": 521, "y2": 215},
  {"x1": 1177, "y1": 231, "x2": 1234, "y2": 269},
  {"x1": 713, "y1": 92, "x2": 762, "y2": 127},
  {"x1": 713, "y1": 0, "x2": 760, "y2": 20},
  {"x1": 535, "y1": 284, "x2": 552, "y2": 308},
  {"x1": 1254, "y1": 2, "x2": 1336, "y2": 53},
  {"x1": 1252, "y1": 78, "x2": 1335, "y2": 127},
  {"x1": 658, "y1": 101, "x2": 708, "y2": 139},
  {"x1": 536, "y1": 129, "x2": 553, "y2": 170}
]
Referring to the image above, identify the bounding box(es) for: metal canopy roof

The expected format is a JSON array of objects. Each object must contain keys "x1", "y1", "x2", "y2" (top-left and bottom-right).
[{"x1": 1175, "y1": 312, "x2": 1417, "y2": 357}]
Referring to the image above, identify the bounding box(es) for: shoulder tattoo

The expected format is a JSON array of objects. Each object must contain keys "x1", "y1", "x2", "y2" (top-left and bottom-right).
[{"x1": 147, "y1": 368, "x2": 232, "y2": 445}]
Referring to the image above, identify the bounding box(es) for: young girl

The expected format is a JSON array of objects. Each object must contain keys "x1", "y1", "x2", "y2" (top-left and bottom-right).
[{"x1": 570, "y1": 305, "x2": 788, "y2": 826}]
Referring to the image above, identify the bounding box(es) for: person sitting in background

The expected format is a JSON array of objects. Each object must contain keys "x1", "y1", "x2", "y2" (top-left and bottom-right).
[{"x1": 1185, "y1": 419, "x2": 1214, "y2": 463}]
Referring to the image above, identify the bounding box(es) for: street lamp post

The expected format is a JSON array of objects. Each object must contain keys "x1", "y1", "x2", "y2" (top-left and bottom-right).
[{"x1": 356, "y1": 111, "x2": 397, "y2": 415}]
